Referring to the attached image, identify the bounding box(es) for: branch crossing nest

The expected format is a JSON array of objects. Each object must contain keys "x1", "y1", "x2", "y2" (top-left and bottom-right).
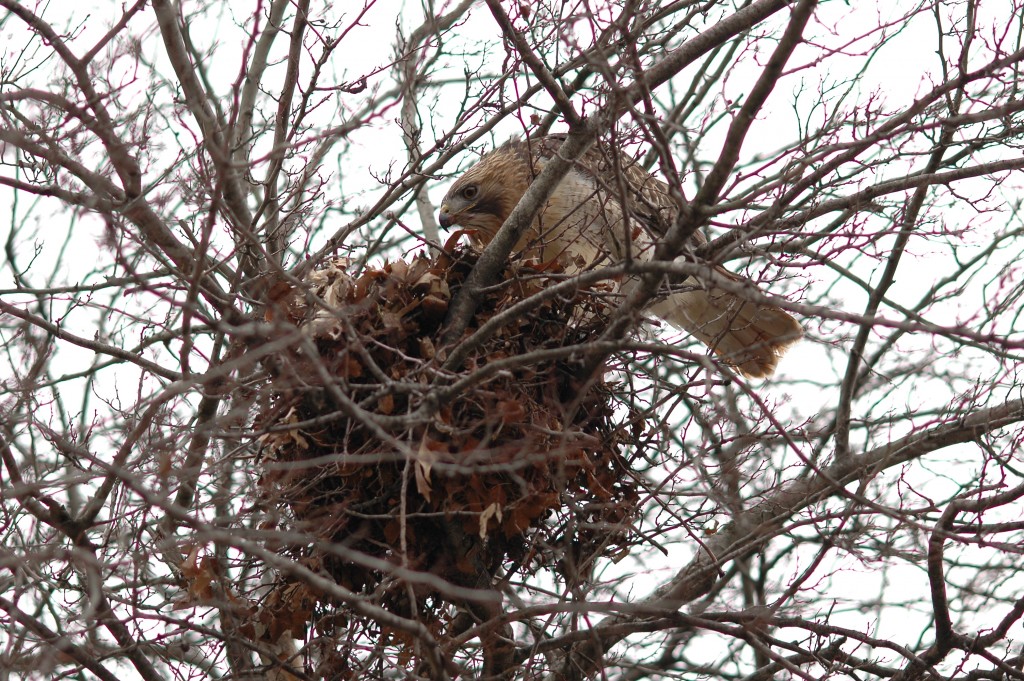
[{"x1": 251, "y1": 242, "x2": 643, "y2": 646}]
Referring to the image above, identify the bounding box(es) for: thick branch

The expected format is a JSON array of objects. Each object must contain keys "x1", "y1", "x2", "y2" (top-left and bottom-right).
[{"x1": 548, "y1": 397, "x2": 1024, "y2": 679}]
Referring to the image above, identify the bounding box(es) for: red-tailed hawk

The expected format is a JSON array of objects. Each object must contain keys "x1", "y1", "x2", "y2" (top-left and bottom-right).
[{"x1": 438, "y1": 135, "x2": 802, "y2": 377}]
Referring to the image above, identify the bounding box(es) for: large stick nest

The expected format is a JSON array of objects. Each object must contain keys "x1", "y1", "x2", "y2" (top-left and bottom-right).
[{"x1": 252, "y1": 242, "x2": 643, "y2": 634}]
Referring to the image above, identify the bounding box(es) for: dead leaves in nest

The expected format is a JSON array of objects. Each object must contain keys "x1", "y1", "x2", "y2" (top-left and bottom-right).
[{"x1": 254, "y1": 243, "x2": 641, "y2": 624}]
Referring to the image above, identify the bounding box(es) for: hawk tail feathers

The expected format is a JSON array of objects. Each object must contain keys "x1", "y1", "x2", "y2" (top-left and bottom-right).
[{"x1": 650, "y1": 286, "x2": 803, "y2": 379}]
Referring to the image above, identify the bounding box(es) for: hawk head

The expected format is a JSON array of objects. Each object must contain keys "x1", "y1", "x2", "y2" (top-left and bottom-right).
[{"x1": 438, "y1": 144, "x2": 533, "y2": 243}]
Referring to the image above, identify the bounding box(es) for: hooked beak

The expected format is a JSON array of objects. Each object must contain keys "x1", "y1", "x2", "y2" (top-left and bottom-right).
[{"x1": 438, "y1": 203, "x2": 454, "y2": 229}]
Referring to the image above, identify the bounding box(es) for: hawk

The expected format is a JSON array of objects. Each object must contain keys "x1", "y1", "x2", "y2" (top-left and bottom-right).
[{"x1": 438, "y1": 135, "x2": 802, "y2": 377}]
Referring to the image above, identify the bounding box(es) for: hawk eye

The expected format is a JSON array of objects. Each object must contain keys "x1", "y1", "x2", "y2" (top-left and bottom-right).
[{"x1": 461, "y1": 184, "x2": 479, "y2": 201}]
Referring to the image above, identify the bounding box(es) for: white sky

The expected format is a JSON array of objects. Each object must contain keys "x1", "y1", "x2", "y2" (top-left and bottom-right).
[{"x1": 0, "y1": 0, "x2": 1022, "y2": 676}]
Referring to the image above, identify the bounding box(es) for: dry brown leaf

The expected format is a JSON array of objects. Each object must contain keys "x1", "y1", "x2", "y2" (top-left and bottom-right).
[
  {"x1": 478, "y1": 502, "x2": 503, "y2": 540},
  {"x1": 420, "y1": 294, "x2": 449, "y2": 319},
  {"x1": 414, "y1": 438, "x2": 438, "y2": 501},
  {"x1": 339, "y1": 355, "x2": 363, "y2": 379},
  {"x1": 180, "y1": 544, "x2": 201, "y2": 576},
  {"x1": 442, "y1": 228, "x2": 472, "y2": 251},
  {"x1": 264, "y1": 279, "x2": 295, "y2": 322},
  {"x1": 288, "y1": 429, "x2": 309, "y2": 451},
  {"x1": 497, "y1": 399, "x2": 526, "y2": 425},
  {"x1": 180, "y1": 546, "x2": 216, "y2": 601},
  {"x1": 419, "y1": 336, "x2": 436, "y2": 359},
  {"x1": 389, "y1": 259, "x2": 408, "y2": 281}
]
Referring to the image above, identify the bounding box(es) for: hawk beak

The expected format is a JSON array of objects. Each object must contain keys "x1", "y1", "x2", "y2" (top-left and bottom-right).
[{"x1": 438, "y1": 203, "x2": 454, "y2": 229}]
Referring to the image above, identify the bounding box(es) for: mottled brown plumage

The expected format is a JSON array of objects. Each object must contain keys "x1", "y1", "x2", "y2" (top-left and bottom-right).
[{"x1": 438, "y1": 135, "x2": 802, "y2": 377}]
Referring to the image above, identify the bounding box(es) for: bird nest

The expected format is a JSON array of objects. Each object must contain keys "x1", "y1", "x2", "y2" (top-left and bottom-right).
[{"x1": 250, "y1": 241, "x2": 642, "y2": 639}]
